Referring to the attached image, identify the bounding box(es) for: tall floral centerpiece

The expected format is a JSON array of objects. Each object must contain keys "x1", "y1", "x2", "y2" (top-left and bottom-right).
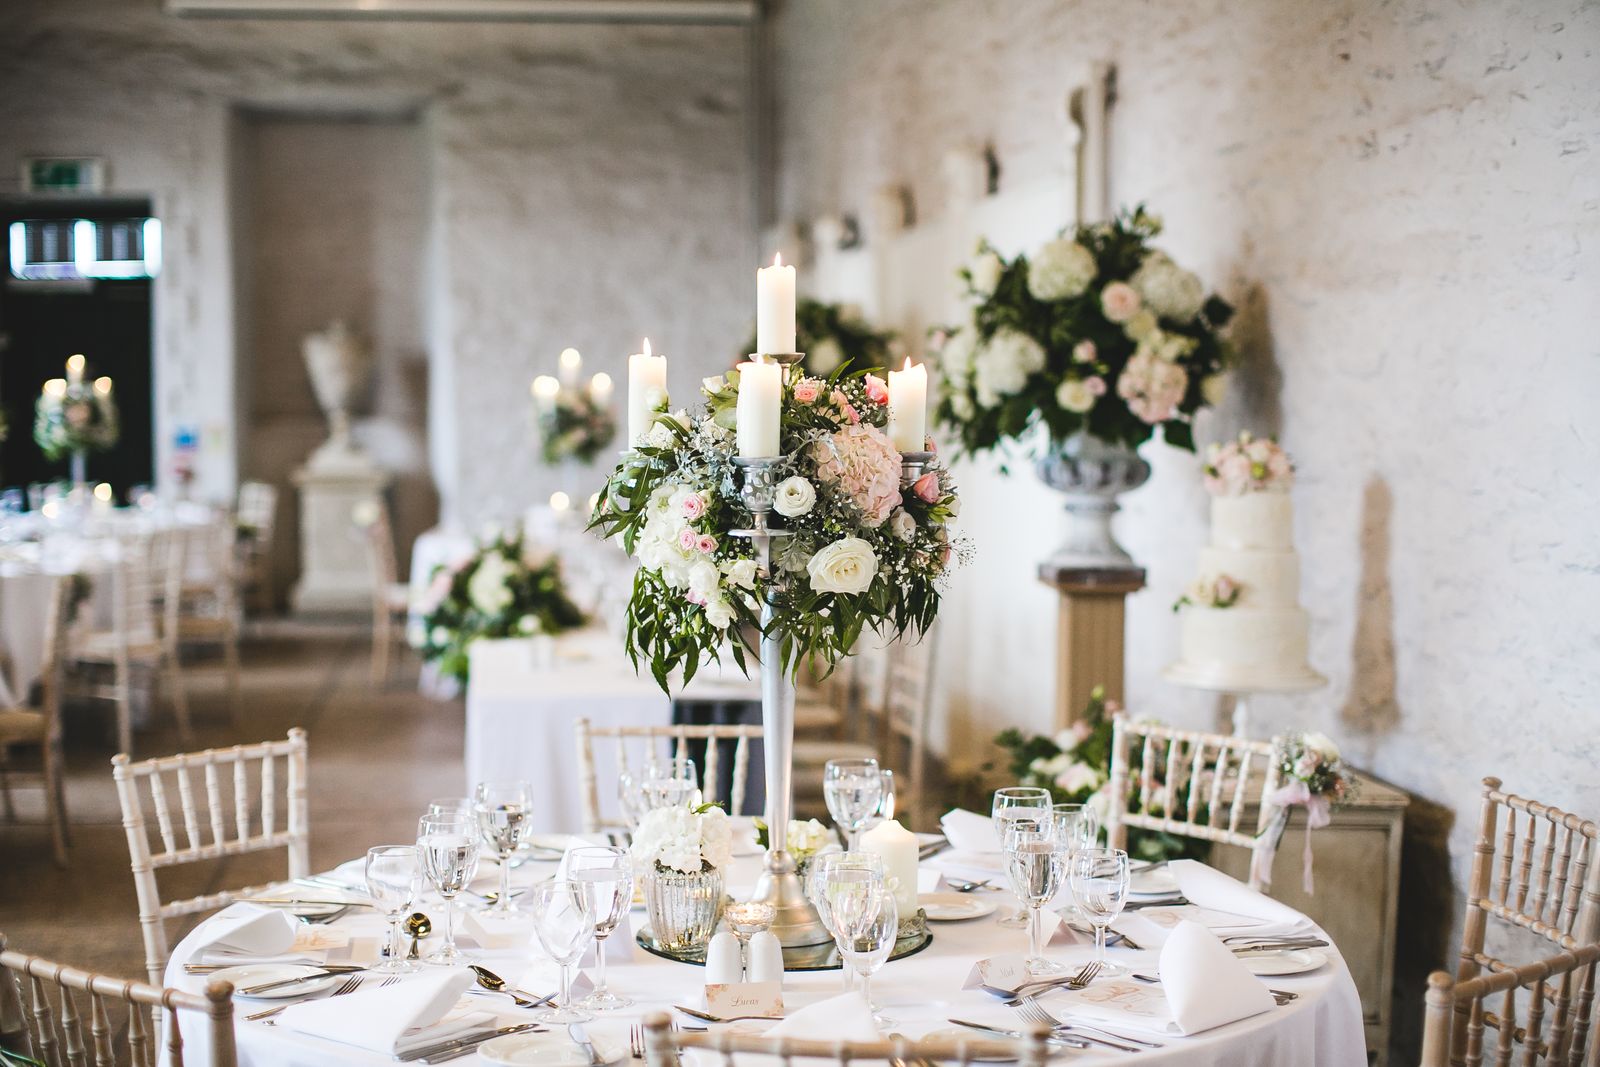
[
  {"x1": 531, "y1": 350, "x2": 617, "y2": 467},
  {"x1": 934, "y1": 207, "x2": 1233, "y2": 566},
  {"x1": 593, "y1": 257, "x2": 960, "y2": 949},
  {"x1": 742, "y1": 298, "x2": 895, "y2": 378},
  {"x1": 34, "y1": 355, "x2": 119, "y2": 495}
]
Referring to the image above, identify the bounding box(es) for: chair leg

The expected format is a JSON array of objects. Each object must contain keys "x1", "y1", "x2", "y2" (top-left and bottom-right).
[
  {"x1": 115, "y1": 658, "x2": 134, "y2": 756},
  {"x1": 0, "y1": 758, "x2": 15, "y2": 822},
  {"x1": 371, "y1": 613, "x2": 390, "y2": 689},
  {"x1": 224, "y1": 628, "x2": 243, "y2": 725},
  {"x1": 165, "y1": 650, "x2": 192, "y2": 741},
  {"x1": 43, "y1": 739, "x2": 67, "y2": 867}
]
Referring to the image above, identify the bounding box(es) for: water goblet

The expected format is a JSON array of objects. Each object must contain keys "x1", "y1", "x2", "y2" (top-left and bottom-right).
[
  {"x1": 838, "y1": 885, "x2": 899, "y2": 1025},
  {"x1": 364, "y1": 845, "x2": 421, "y2": 974},
  {"x1": 417, "y1": 812, "x2": 480, "y2": 966},
  {"x1": 474, "y1": 780, "x2": 534, "y2": 916},
  {"x1": 425, "y1": 796, "x2": 474, "y2": 819},
  {"x1": 823, "y1": 759, "x2": 883, "y2": 852},
  {"x1": 526, "y1": 879, "x2": 596, "y2": 1023},
  {"x1": 991, "y1": 787, "x2": 1052, "y2": 929},
  {"x1": 637, "y1": 757, "x2": 700, "y2": 812},
  {"x1": 567, "y1": 845, "x2": 633, "y2": 1010},
  {"x1": 1068, "y1": 848, "x2": 1131, "y2": 976},
  {"x1": 1003, "y1": 819, "x2": 1066, "y2": 976},
  {"x1": 861, "y1": 770, "x2": 896, "y2": 835},
  {"x1": 808, "y1": 852, "x2": 884, "y2": 992}
]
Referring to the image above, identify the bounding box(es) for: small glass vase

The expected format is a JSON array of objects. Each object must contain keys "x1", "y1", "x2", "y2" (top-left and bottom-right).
[{"x1": 644, "y1": 864, "x2": 725, "y2": 953}]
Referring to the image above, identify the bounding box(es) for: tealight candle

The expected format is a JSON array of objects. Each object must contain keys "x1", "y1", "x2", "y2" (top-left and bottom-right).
[
  {"x1": 860, "y1": 818, "x2": 920, "y2": 919},
  {"x1": 735, "y1": 360, "x2": 782, "y2": 458},
  {"x1": 756, "y1": 254, "x2": 796, "y2": 356},
  {"x1": 627, "y1": 338, "x2": 667, "y2": 445},
  {"x1": 886, "y1": 357, "x2": 927, "y2": 452},
  {"x1": 93, "y1": 376, "x2": 113, "y2": 396}
]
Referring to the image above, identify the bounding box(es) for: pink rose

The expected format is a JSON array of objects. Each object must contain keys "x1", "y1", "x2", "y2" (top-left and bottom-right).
[
  {"x1": 911, "y1": 472, "x2": 940, "y2": 503},
  {"x1": 696, "y1": 533, "x2": 718, "y2": 554},
  {"x1": 864, "y1": 374, "x2": 890, "y2": 405},
  {"x1": 831, "y1": 389, "x2": 861, "y2": 425},
  {"x1": 678, "y1": 528, "x2": 699, "y2": 551},
  {"x1": 1085, "y1": 376, "x2": 1107, "y2": 396},
  {"x1": 810, "y1": 424, "x2": 903, "y2": 527},
  {"x1": 1072, "y1": 340, "x2": 1098, "y2": 364},
  {"x1": 681, "y1": 493, "x2": 706, "y2": 520},
  {"x1": 1116, "y1": 350, "x2": 1188, "y2": 424},
  {"x1": 1100, "y1": 281, "x2": 1142, "y2": 323},
  {"x1": 793, "y1": 379, "x2": 820, "y2": 403}
]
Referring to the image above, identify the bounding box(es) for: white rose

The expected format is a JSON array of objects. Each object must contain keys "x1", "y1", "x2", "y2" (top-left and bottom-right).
[
  {"x1": 946, "y1": 495, "x2": 962, "y2": 519},
  {"x1": 687, "y1": 560, "x2": 720, "y2": 598},
  {"x1": 1124, "y1": 309, "x2": 1158, "y2": 342},
  {"x1": 721, "y1": 558, "x2": 758, "y2": 590},
  {"x1": 890, "y1": 509, "x2": 916, "y2": 542},
  {"x1": 773, "y1": 476, "x2": 816, "y2": 518},
  {"x1": 702, "y1": 595, "x2": 735, "y2": 630},
  {"x1": 969, "y1": 250, "x2": 1005, "y2": 297},
  {"x1": 1303, "y1": 731, "x2": 1341, "y2": 761},
  {"x1": 1055, "y1": 378, "x2": 1097, "y2": 414},
  {"x1": 1027, "y1": 239, "x2": 1098, "y2": 301},
  {"x1": 702, "y1": 375, "x2": 725, "y2": 394},
  {"x1": 429, "y1": 625, "x2": 450, "y2": 646},
  {"x1": 1201, "y1": 373, "x2": 1229, "y2": 406},
  {"x1": 516, "y1": 614, "x2": 541, "y2": 635},
  {"x1": 643, "y1": 385, "x2": 669, "y2": 412},
  {"x1": 809, "y1": 337, "x2": 844, "y2": 374},
  {"x1": 806, "y1": 537, "x2": 878, "y2": 595}
]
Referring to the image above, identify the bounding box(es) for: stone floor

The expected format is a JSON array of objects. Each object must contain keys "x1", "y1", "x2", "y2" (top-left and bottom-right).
[{"x1": 0, "y1": 623, "x2": 463, "y2": 983}]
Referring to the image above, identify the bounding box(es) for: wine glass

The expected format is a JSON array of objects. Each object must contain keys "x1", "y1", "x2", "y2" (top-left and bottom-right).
[
  {"x1": 567, "y1": 845, "x2": 633, "y2": 1010},
  {"x1": 526, "y1": 879, "x2": 596, "y2": 1023},
  {"x1": 1003, "y1": 818, "x2": 1065, "y2": 975},
  {"x1": 1052, "y1": 802, "x2": 1100, "y2": 852},
  {"x1": 364, "y1": 845, "x2": 420, "y2": 974},
  {"x1": 417, "y1": 812, "x2": 480, "y2": 966},
  {"x1": 838, "y1": 884, "x2": 899, "y2": 1025},
  {"x1": 425, "y1": 796, "x2": 474, "y2": 818},
  {"x1": 474, "y1": 780, "x2": 533, "y2": 916},
  {"x1": 991, "y1": 787, "x2": 1052, "y2": 929},
  {"x1": 861, "y1": 770, "x2": 896, "y2": 835},
  {"x1": 637, "y1": 758, "x2": 700, "y2": 812},
  {"x1": 823, "y1": 759, "x2": 883, "y2": 851},
  {"x1": 1068, "y1": 848, "x2": 1131, "y2": 976},
  {"x1": 808, "y1": 852, "x2": 883, "y2": 992}
]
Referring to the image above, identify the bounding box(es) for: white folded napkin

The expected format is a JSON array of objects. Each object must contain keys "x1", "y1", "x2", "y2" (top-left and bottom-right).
[
  {"x1": 768, "y1": 991, "x2": 879, "y2": 1042},
  {"x1": 1169, "y1": 860, "x2": 1310, "y2": 929},
  {"x1": 277, "y1": 969, "x2": 487, "y2": 1055},
  {"x1": 939, "y1": 809, "x2": 1001, "y2": 853},
  {"x1": 1158, "y1": 920, "x2": 1276, "y2": 1034},
  {"x1": 194, "y1": 905, "x2": 297, "y2": 960}
]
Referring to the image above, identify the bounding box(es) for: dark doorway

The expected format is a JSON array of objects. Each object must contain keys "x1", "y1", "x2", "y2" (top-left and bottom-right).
[{"x1": 0, "y1": 197, "x2": 156, "y2": 499}]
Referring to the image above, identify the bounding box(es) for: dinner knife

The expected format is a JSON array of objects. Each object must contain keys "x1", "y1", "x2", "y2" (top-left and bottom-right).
[
  {"x1": 1121, "y1": 896, "x2": 1190, "y2": 911},
  {"x1": 398, "y1": 1022, "x2": 545, "y2": 1063},
  {"x1": 946, "y1": 1019, "x2": 1094, "y2": 1051},
  {"x1": 238, "y1": 967, "x2": 367, "y2": 995},
  {"x1": 1231, "y1": 939, "x2": 1329, "y2": 956},
  {"x1": 569, "y1": 1022, "x2": 604, "y2": 1066}
]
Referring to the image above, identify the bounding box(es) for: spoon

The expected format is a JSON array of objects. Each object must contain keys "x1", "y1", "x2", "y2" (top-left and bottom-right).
[
  {"x1": 469, "y1": 965, "x2": 555, "y2": 1008},
  {"x1": 404, "y1": 912, "x2": 432, "y2": 960}
]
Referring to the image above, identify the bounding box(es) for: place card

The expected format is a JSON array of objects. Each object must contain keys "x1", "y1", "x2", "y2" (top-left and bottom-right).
[
  {"x1": 579, "y1": 918, "x2": 637, "y2": 966},
  {"x1": 705, "y1": 981, "x2": 784, "y2": 1019},
  {"x1": 962, "y1": 954, "x2": 1029, "y2": 994}
]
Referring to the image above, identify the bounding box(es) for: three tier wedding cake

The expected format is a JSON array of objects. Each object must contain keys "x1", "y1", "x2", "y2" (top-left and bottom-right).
[{"x1": 1163, "y1": 432, "x2": 1325, "y2": 689}]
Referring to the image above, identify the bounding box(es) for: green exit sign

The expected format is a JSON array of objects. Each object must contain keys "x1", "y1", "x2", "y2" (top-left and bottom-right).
[{"x1": 22, "y1": 157, "x2": 105, "y2": 194}]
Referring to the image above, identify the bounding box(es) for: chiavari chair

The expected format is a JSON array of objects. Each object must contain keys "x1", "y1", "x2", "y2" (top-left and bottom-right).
[
  {"x1": 0, "y1": 576, "x2": 75, "y2": 866},
  {"x1": 575, "y1": 718, "x2": 759, "y2": 834}
]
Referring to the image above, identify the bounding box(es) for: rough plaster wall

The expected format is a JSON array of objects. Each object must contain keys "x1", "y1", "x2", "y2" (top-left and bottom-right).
[
  {"x1": 0, "y1": 2, "x2": 752, "y2": 527},
  {"x1": 770, "y1": 0, "x2": 1600, "y2": 1052}
]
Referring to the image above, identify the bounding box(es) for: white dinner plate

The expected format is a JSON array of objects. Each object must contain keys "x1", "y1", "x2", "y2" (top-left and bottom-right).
[
  {"x1": 1240, "y1": 948, "x2": 1328, "y2": 976},
  {"x1": 1128, "y1": 864, "x2": 1180, "y2": 897},
  {"x1": 917, "y1": 1028, "x2": 1023, "y2": 1061},
  {"x1": 243, "y1": 889, "x2": 348, "y2": 919},
  {"x1": 210, "y1": 963, "x2": 342, "y2": 1000},
  {"x1": 920, "y1": 892, "x2": 998, "y2": 922},
  {"x1": 480, "y1": 1030, "x2": 627, "y2": 1065}
]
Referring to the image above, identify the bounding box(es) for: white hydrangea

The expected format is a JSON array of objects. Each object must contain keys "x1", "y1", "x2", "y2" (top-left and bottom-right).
[
  {"x1": 1056, "y1": 378, "x2": 1096, "y2": 413},
  {"x1": 810, "y1": 337, "x2": 844, "y2": 374},
  {"x1": 1027, "y1": 238, "x2": 1098, "y2": 301},
  {"x1": 1130, "y1": 251, "x2": 1205, "y2": 322},
  {"x1": 973, "y1": 327, "x2": 1046, "y2": 407},
  {"x1": 466, "y1": 552, "x2": 515, "y2": 615},
  {"x1": 631, "y1": 804, "x2": 733, "y2": 874},
  {"x1": 968, "y1": 250, "x2": 1005, "y2": 297}
]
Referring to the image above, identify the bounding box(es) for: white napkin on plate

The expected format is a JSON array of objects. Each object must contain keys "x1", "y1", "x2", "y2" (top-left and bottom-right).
[
  {"x1": 939, "y1": 809, "x2": 1000, "y2": 853},
  {"x1": 689, "y1": 992, "x2": 880, "y2": 1067},
  {"x1": 1169, "y1": 860, "x2": 1310, "y2": 929},
  {"x1": 194, "y1": 905, "x2": 297, "y2": 960},
  {"x1": 1158, "y1": 920, "x2": 1276, "y2": 1034},
  {"x1": 277, "y1": 969, "x2": 487, "y2": 1055}
]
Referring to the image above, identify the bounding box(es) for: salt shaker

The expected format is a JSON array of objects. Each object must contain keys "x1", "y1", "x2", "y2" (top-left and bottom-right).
[
  {"x1": 704, "y1": 931, "x2": 743, "y2": 985},
  {"x1": 746, "y1": 931, "x2": 784, "y2": 984}
]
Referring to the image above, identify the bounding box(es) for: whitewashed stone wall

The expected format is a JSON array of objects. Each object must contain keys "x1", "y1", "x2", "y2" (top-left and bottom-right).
[{"x1": 769, "y1": 0, "x2": 1600, "y2": 1052}]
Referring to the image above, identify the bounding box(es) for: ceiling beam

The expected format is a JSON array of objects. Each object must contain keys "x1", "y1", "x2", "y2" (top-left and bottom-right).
[{"x1": 165, "y1": 0, "x2": 758, "y2": 25}]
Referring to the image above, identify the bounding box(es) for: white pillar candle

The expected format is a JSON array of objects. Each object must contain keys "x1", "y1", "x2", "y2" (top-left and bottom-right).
[
  {"x1": 735, "y1": 360, "x2": 782, "y2": 458},
  {"x1": 66, "y1": 354, "x2": 85, "y2": 385},
  {"x1": 588, "y1": 371, "x2": 613, "y2": 403},
  {"x1": 755, "y1": 253, "x2": 796, "y2": 356},
  {"x1": 559, "y1": 347, "x2": 582, "y2": 387},
  {"x1": 627, "y1": 338, "x2": 667, "y2": 445},
  {"x1": 93, "y1": 376, "x2": 113, "y2": 397},
  {"x1": 886, "y1": 357, "x2": 927, "y2": 452},
  {"x1": 531, "y1": 375, "x2": 560, "y2": 411},
  {"x1": 860, "y1": 818, "x2": 920, "y2": 920}
]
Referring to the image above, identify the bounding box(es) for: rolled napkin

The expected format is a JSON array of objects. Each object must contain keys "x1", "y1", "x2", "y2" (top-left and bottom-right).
[
  {"x1": 194, "y1": 905, "x2": 298, "y2": 961},
  {"x1": 277, "y1": 968, "x2": 488, "y2": 1055},
  {"x1": 939, "y1": 809, "x2": 1001, "y2": 853},
  {"x1": 1158, "y1": 920, "x2": 1276, "y2": 1034}
]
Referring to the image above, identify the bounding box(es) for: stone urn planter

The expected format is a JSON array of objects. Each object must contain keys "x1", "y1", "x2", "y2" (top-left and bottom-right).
[
  {"x1": 1034, "y1": 431, "x2": 1151, "y2": 568},
  {"x1": 302, "y1": 319, "x2": 374, "y2": 472}
]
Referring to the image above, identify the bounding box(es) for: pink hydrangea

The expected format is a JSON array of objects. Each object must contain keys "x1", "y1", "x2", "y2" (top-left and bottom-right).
[
  {"x1": 863, "y1": 374, "x2": 890, "y2": 405},
  {"x1": 831, "y1": 389, "x2": 861, "y2": 425},
  {"x1": 1116, "y1": 350, "x2": 1188, "y2": 424},
  {"x1": 696, "y1": 533, "x2": 718, "y2": 554},
  {"x1": 811, "y1": 424, "x2": 903, "y2": 527},
  {"x1": 681, "y1": 493, "x2": 707, "y2": 520},
  {"x1": 911, "y1": 472, "x2": 940, "y2": 504},
  {"x1": 793, "y1": 379, "x2": 821, "y2": 403}
]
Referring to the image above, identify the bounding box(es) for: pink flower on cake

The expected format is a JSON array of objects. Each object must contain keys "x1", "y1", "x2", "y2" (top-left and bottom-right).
[
  {"x1": 911, "y1": 472, "x2": 940, "y2": 504},
  {"x1": 793, "y1": 379, "x2": 821, "y2": 404},
  {"x1": 1116, "y1": 350, "x2": 1188, "y2": 424},
  {"x1": 1100, "y1": 281, "x2": 1142, "y2": 324},
  {"x1": 863, "y1": 374, "x2": 890, "y2": 405},
  {"x1": 811, "y1": 424, "x2": 903, "y2": 527},
  {"x1": 831, "y1": 389, "x2": 861, "y2": 425}
]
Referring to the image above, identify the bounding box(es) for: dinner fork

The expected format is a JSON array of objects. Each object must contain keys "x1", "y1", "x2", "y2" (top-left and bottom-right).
[
  {"x1": 1014, "y1": 995, "x2": 1164, "y2": 1050},
  {"x1": 1129, "y1": 973, "x2": 1299, "y2": 1005},
  {"x1": 1004, "y1": 960, "x2": 1101, "y2": 1003},
  {"x1": 944, "y1": 878, "x2": 993, "y2": 893},
  {"x1": 246, "y1": 974, "x2": 398, "y2": 1023}
]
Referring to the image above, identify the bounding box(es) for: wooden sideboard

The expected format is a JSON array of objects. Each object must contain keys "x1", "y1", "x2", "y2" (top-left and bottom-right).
[{"x1": 1210, "y1": 770, "x2": 1409, "y2": 1065}]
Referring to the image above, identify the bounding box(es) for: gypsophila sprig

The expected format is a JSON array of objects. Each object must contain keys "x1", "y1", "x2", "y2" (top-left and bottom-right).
[
  {"x1": 935, "y1": 206, "x2": 1233, "y2": 457},
  {"x1": 742, "y1": 299, "x2": 894, "y2": 376},
  {"x1": 536, "y1": 388, "x2": 617, "y2": 465},
  {"x1": 590, "y1": 368, "x2": 965, "y2": 691}
]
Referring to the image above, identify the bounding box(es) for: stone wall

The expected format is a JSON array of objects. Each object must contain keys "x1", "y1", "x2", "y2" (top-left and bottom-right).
[{"x1": 768, "y1": 0, "x2": 1600, "y2": 1054}]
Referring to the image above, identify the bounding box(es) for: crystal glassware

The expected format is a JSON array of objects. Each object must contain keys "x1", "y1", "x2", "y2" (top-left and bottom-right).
[
  {"x1": 1068, "y1": 847, "x2": 1131, "y2": 976},
  {"x1": 823, "y1": 759, "x2": 884, "y2": 852},
  {"x1": 567, "y1": 845, "x2": 633, "y2": 1010},
  {"x1": 473, "y1": 780, "x2": 533, "y2": 916},
  {"x1": 838, "y1": 884, "x2": 899, "y2": 1025},
  {"x1": 861, "y1": 770, "x2": 896, "y2": 835},
  {"x1": 810, "y1": 851, "x2": 884, "y2": 990},
  {"x1": 416, "y1": 812, "x2": 480, "y2": 966},
  {"x1": 638, "y1": 758, "x2": 700, "y2": 812},
  {"x1": 1003, "y1": 818, "x2": 1066, "y2": 975},
  {"x1": 642, "y1": 864, "x2": 725, "y2": 955},
  {"x1": 425, "y1": 796, "x2": 474, "y2": 819},
  {"x1": 364, "y1": 845, "x2": 421, "y2": 974},
  {"x1": 526, "y1": 879, "x2": 596, "y2": 1023},
  {"x1": 724, "y1": 901, "x2": 776, "y2": 975},
  {"x1": 991, "y1": 787, "x2": 1052, "y2": 929}
]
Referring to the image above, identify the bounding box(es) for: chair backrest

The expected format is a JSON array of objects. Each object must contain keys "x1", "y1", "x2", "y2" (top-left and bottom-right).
[
  {"x1": 0, "y1": 932, "x2": 237, "y2": 1067},
  {"x1": 181, "y1": 520, "x2": 237, "y2": 601},
  {"x1": 108, "y1": 533, "x2": 161, "y2": 646},
  {"x1": 881, "y1": 629, "x2": 935, "y2": 830},
  {"x1": 236, "y1": 481, "x2": 277, "y2": 546},
  {"x1": 575, "y1": 718, "x2": 760, "y2": 834},
  {"x1": 1421, "y1": 943, "x2": 1600, "y2": 1067},
  {"x1": 1105, "y1": 713, "x2": 1283, "y2": 887},
  {"x1": 111, "y1": 730, "x2": 310, "y2": 986},
  {"x1": 641, "y1": 1011, "x2": 1047, "y2": 1067}
]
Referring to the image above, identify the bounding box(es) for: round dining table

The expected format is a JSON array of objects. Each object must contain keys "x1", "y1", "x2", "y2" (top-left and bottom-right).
[{"x1": 164, "y1": 834, "x2": 1368, "y2": 1067}]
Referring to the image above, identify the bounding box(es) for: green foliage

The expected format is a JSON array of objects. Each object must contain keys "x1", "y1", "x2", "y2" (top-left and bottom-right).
[
  {"x1": 537, "y1": 389, "x2": 617, "y2": 465},
  {"x1": 34, "y1": 381, "x2": 118, "y2": 462}
]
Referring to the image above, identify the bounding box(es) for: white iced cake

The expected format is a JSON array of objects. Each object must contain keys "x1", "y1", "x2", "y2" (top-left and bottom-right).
[{"x1": 1164, "y1": 434, "x2": 1323, "y2": 690}]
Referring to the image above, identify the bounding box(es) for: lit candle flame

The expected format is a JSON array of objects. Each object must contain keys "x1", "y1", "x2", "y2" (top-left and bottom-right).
[
  {"x1": 532, "y1": 375, "x2": 560, "y2": 399},
  {"x1": 902, "y1": 356, "x2": 914, "y2": 371},
  {"x1": 642, "y1": 337, "x2": 652, "y2": 357},
  {"x1": 93, "y1": 376, "x2": 113, "y2": 395},
  {"x1": 65, "y1": 354, "x2": 85, "y2": 377},
  {"x1": 589, "y1": 371, "x2": 613, "y2": 399},
  {"x1": 44, "y1": 378, "x2": 67, "y2": 398},
  {"x1": 772, "y1": 252, "x2": 783, "y2": 267},
  {"x1": 559, "y1": 347, "x2": 581, "y2": 367},
  {"x1": 549, "y1": 491, "x2": 571, "y2": 511},
  {"x1": 93, "y1": 483, "x2": 113, "y2": 503}
]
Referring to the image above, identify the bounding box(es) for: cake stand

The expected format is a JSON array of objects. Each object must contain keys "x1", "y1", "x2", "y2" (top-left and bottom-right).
[{"x1": 1161, "y1": 661, "x2": 1326, "y2": 737}]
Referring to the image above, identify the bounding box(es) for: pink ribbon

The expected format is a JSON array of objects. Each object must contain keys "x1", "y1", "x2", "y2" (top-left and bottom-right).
[{"x1": 1251, "y1": 782, "x2": 1332, "y2": 894}]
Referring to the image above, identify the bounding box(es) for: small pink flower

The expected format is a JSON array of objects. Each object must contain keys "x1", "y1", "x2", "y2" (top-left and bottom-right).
[
  {"x1": 831, "y1": 389, "x2": 861, "y2": 424},
  {"x1": 681, "y1": 493, "x2": 706, "y2": 520},
  {"x1": 793, "y1": 380, "x2": 820, "y2": 403},
  {"x1": 1072, "y1": 340, "x2": 1098, "y2": 364},
  {"x1": 678, "y1": 528, "x2": 699, "y2": 551},
  {"x1": 912, "y1": 472, "x2": 940, "y2": 503},
  {"x1": 696, "y1": 533, "x2": 718, "y2": 554},
  {"x1": 1085, "y1": 376, "x2": 1107, "y2": 396},
  {"x1": 864, "y1": 374, "x2": 890, "y2": 405},
  {"x1": 685, "y1": 590, "x2": 707, "y2": 606},
  {"x1": 1100, "y1": 281, "x2": 1142, "y2": 323}
]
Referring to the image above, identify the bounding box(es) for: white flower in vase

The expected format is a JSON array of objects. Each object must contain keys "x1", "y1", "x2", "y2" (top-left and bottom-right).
[
  {"x1": 467, "y1": 552, "x2": 515, "y2": 615},
  {"x1": 632, "y1": 803, "x2": 733, "y2": 874}
]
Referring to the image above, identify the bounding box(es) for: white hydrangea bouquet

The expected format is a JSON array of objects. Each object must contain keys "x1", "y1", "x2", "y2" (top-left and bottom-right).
[
  {"x1": 631, "y1": 801, "x2": 733, "y2": 875},
  {"x1": 590, "y1": 369, "x2": 962, "y2": 687},
  {"x1": 935, "y1": 206, "x2": 1233, "y2": 456}
]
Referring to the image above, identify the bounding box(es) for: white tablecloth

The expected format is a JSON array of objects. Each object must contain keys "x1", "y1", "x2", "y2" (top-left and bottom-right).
[
  {"x1": 163, "y1": 849, "x2": 1368, "y2": 1067},
  {"x1": 465, "y1": 632, "x2": 760, "y2": 831},
  {"x1": 0, "y1": 540, "x2": 119, "y2": 706}
]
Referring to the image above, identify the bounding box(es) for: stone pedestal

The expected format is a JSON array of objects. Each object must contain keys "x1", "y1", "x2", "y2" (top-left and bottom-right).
[
  {"x1": 291, "y1": 454, "x2": 391, "y2": 614},
  {"x1": 1037, "y1": 562, "x2": 1145, "y2": 729}
]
